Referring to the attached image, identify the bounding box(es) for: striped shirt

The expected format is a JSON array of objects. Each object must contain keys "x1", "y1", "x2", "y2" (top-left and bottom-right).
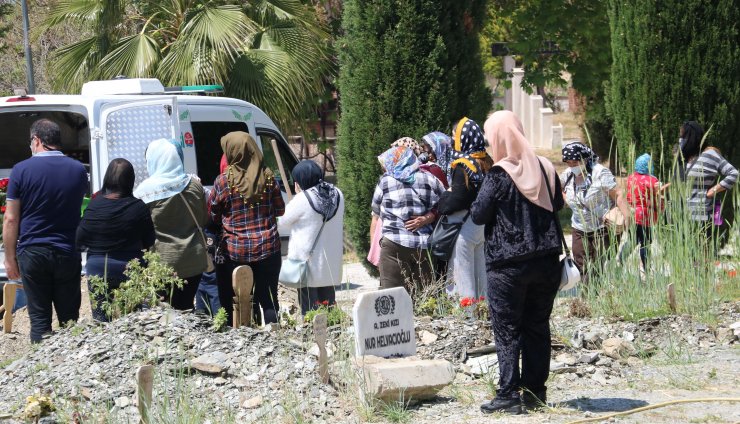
[
  {"x1": 686, "y1": 149, "x2": 738, "y2": 221},
  {"x1": 371, "y1": 172, "x2": 445, "y2": 249}
]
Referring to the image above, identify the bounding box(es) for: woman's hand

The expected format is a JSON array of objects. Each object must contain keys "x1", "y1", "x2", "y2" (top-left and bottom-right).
[
  {"x1": 405, "y1": 213, "x2": 434, "y2": 232},
  {"x1": 707, "y1": 185, "x2": 725, "y2": 198}
]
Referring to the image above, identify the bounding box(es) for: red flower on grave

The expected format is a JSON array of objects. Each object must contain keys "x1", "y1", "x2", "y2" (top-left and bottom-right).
[
  {"x1": 0, "y1": 178, "x2": 8, "y2": 191},
  {"x1": 0, "y1": 205, "x2": 5, "y2": 214},
  {"x1": 479, "y1": 296, "x2": 485, "y2": 301},
  {"x1": 322, "y1": 300, "x2": 329, "y2": 306},
  {"x1": 460, "y1": 297, "x2": 475, "y2": 308}
]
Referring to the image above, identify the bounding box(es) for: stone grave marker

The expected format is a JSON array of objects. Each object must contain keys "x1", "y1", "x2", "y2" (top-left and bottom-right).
[
  {"x1": 232, "y1": 266, "x2": 254, "y2": 328},
  {"x1": 352, "y1": 287, "x2": 416, "y2": 358},
  {"x1": 313, "y1": 313, "x2": 329, "y2": 383},
  {"x1": 136, "y1": 365, "x2": 154, "y2": 424}
]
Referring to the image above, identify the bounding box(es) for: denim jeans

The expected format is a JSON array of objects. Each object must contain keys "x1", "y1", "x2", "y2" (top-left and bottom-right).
[{"x1": 17, "y1": 246, "x2": 81, "y2": 342}]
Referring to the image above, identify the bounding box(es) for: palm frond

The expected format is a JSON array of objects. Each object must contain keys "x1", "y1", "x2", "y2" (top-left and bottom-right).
[
  {"x1": 42, "y1": 0, "x2": 105, "y2": 28},
  {"x1": 98, "y1": 33, "x2": 162, "y2": 78},
  {"x1": 50, "y1": 36, "x2": 103, "y2": 92},
  {"x1": 249, "y1": 0, "x2": 329, "y2": 38},
  {"x1": 179, "y1": 5, "x2": 259, "y2": 60}
]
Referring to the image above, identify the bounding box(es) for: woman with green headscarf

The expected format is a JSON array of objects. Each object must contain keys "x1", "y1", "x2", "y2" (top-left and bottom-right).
[{"x1": 208, "y1": 131, "x2": 285, "y2": 325}]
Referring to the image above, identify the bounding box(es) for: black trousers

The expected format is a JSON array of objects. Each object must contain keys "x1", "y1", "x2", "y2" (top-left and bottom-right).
[
  {"x1": 17, "y1": 246, "x2": 82, "y2": 343},
  {"x1": 298, "y1": 286, "x2": 336, "y2": 315},
  {"x1": 635, "y1": 225, "x2": 653, "y2": 269},
  {"x1": 487, "y1": 254, "x2": 560, "y2": 400},
  {"x1": 168, "y1": 274, "x2": 201, "y2": 311},
  {"x1": 216, "y1": 252, "x2": 281, "y2": 325}
]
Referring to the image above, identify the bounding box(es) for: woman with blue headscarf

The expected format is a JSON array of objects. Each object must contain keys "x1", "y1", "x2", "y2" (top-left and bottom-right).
[
  {"x1": 371, "y1": 144, "x2": 445, "y2": 289},
  {"x1": 135, "y1": 138, "x2": 208, "y2": 310},
  {"x1": 625, "y1": 154, "x2": 667, "y2": 270}
]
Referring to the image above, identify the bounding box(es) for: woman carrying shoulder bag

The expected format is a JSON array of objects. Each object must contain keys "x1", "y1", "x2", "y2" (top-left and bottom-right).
[
  {"x1": 134, "y1": 139, "x2": 209, "y2": 311},
  {"x1": 278, "y1": 161, "x2": 344, "y2": 314},
  {"x1": 473, "y1": 111, "x2": 564, "y2": 415},
  {"x1": 437, "y1": 117, "x2": 492, "y2": 299}
]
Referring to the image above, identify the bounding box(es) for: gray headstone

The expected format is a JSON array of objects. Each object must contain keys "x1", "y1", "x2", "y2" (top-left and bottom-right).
[{"x1": 352, "y1": 287, "x2": 416, "y2": 358}]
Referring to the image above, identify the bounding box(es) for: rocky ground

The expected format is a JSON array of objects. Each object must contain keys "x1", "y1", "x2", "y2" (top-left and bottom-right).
[{"x1": 1, "y1": 272, "x2": 739, "y2": 423}]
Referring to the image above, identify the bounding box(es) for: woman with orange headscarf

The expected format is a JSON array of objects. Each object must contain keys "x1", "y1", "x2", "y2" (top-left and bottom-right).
[
  {"x1": 437, "y1": 118, "x2": 492, "y2": 299},
  {"x1": 472, "y1": 111, "x2": 563, "y2": 415}
]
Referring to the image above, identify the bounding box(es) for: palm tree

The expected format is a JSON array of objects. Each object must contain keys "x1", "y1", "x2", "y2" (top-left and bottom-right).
[{"x1": 42, "y1": 0, "x2": 334, "y2": 128}]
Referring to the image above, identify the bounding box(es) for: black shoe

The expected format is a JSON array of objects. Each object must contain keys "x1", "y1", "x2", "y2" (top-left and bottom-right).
[
  {"x1": 480, "y1": 397, "x2": 522, "y2": 415},
  {"x1": 522, "y1": 391, "x2": 547, "y2": 410}
]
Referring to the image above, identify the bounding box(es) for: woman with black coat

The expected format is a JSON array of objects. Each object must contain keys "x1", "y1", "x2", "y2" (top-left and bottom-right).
[{"x1": 472, "y1": 111, "x2": 563, "y2": 415}]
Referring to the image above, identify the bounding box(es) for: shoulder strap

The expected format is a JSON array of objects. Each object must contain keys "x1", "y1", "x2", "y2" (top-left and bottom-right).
[
  {"x1": 307, "y1": 217, "x2": 327, "y2": 258},
  {"x1": 408, "y1": 183, "x2": 430, "y2": 210},
  {"x1": 179, "y1": 193, "x2": 208, "y2": 249},
  {"x1": 538, "y1": 161, "x2": 570, "y2": 256}
]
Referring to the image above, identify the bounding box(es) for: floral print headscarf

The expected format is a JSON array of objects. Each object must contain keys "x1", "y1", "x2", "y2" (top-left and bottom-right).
[
  {"x1": 422, "y1": 131, "x2": 452, "y2": 173},
  {"x1": 378, "y1": 146, "x2": 420, "y2": 184}
]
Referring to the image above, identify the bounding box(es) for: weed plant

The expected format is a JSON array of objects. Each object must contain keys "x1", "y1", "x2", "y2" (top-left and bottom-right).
[{"x1": 89, "y1": 251, "x2": 184, "y2": 320}]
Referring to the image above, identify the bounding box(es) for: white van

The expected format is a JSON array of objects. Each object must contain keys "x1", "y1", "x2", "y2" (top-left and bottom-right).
[{"x1": 0, "y1": 78, "x2": 298, "y2": 278}]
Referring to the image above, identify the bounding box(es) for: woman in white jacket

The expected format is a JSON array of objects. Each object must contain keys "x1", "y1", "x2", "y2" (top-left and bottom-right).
[{"x1": 278, "y1": 160, "x2": 344, "y2": 314}]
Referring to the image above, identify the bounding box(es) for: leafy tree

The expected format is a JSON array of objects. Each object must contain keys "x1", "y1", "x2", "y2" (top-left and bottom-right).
[
  {"x1": 0, "y1": 2, "x2": 11, "y2": 55},
  {"x1": 607, "y1": 0, "x2": 740, "y2": 167},
  {"x1": 337, "y1": 0, "x2": 491, "y2": 266},
  {"x1": 490, "y1": 0, "x2": 613, "y2": 157},
  {"x1": 41, "y1": 0, "x2": 333, "y2": 128}
]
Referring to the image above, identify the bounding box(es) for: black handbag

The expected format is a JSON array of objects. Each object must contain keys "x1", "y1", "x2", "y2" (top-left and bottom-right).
[{"x1": 428, "y1": 211, "x2": 470, "y2": 261}]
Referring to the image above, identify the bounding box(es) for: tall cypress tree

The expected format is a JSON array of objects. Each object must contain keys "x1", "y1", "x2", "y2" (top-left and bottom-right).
[
  {"x1": 607, "y1": 0, "x2": 740, "y2": 167},
  {"x1": 337, "y1": 0, "x2": 490, "y2": 267}
]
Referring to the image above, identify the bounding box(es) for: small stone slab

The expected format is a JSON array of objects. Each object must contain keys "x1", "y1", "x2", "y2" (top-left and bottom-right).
[
  {"x1": 313, "y1": 313, "x2": 329, "y2": 384},
  {"x1": 353, "y1": 355, "x2": 455, "y2": 402},
  {"x1": 191, "y1": 351, "x2": 229, "y2": 374},
  {"x1": 136, "y1": 365, "x2": 154, "y2": 424},
  {"x1": 352, "y1": 287, "x2": 416, "y2": 358},
  {"x1": 232, "y1": 266, "x2": 254, "y2": 328}
]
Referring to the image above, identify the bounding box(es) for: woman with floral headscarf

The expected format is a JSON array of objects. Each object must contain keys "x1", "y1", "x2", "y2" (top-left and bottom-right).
[
  {"x1": 134, "y1": 139, "x2": 208, "y2": 311},
  {"x1": 419, "y1": 132, "x2": 451, "y2": 189},
  {"x1": 560, "y1": 142, "x2": 630, "y2": 285},
  {"x1": 393, "y1": 136, "x2": 448, "y2": 188},
  {"x1": 370, "y1": 144, "x2": 445, "y2": 289},
  {"x1": 437, "y1": 118, "x2": 492, "y2": 299},
  {"x1": 473, "y1": 111, "x2": 563, "y2": 415},
  {"x1": 209, "y1": 132, "x2": 285, "y2": 325}
]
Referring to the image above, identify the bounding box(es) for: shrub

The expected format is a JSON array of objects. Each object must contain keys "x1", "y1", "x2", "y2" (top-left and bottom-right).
[
  {"x1": 607, "y1": 0, "x2": 740, "y2": 169},
  {"x1": 337, "y1": 0, "x2": 491, "y2": 268}
]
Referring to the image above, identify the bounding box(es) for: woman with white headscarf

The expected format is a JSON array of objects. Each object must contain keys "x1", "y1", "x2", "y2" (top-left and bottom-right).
[
  {"x1": 472, "y1": 111, "x2": 563, "y2": 415},
  {"x1": 278, "y1": 160, "x2": 344, "y2": 314},
  {"x1": 134, "y1": 139, "x2": 208, "y2": 311}
]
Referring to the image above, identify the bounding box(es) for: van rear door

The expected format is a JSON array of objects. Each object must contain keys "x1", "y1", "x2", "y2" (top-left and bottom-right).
[{"x1": 98, "y1": 98, "x2": 179, "y2": 188}]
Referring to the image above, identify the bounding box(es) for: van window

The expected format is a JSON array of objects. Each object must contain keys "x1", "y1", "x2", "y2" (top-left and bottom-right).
[
  {"x1": 0, "y1": 110, "x2": 90, "y2": 185},
  {"x1": 259, "y1": 130, "x2": 297, "y2": 195},
  {"x1": 191, "y1": 121, "x2": 249, "y2": 186}
]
